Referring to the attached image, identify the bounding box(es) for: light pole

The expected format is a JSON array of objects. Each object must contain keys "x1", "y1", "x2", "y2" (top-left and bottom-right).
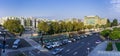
[
  {"x1": 87, "y1": 47, "x2": 90, "y2": 54},
  {"x1": 0, "y1": 30, "x2": 7, "y2": 53}
]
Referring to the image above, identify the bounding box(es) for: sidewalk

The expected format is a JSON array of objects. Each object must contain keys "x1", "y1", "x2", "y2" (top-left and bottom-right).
[
  {"x1": 1, "y1": 47, "x2": 34, "y2": 56},
  {"x1": 88, "y1": 41, "x2": 120, "y2": 56},
  {"x1": 24, "y1": 38, "x2": 48, "y2": 51},
  {"x1": 112, "y1": 42, "x2": 118, "y2": 51}
]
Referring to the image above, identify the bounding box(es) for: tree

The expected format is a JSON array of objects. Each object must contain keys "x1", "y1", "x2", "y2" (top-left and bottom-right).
[
  {"x1": 113, "y1": 27, "x2": 120, "y2": 31},
  {"x1": 73, "y1": 21, "x2": 79, "y2": 31},
  {"x1": 3, "y1": 19, "x2": 24, "y2": 34},
  {"x1": 66, "y1": 22, "x2": 73, "y2": 32},
  {"x1": 86, "y1": 25, "x2": 93, "y2": 30},
  {"x1": 38, "y1": 21, "x2": 50, "y2": 34},
  {"x1": 50, "y1": 22, "x2": 60, "y2": 34},
  {"x1": 78, "y1": 22, "x2": 84, "y2": 31},
  {"x1": 95, "y1": 24, "x2": 100, "y2": 28},
  {"x1": 60, "y1": 21, "x2": 67, "y2": 32},
  {"x1": 106, "y1": 19, "x2": 111, "y2": 27},
  {"x1": 111, "y1": 19, "x2": 118, "y2": 26},
  {"x1": 109, "y1": 31, "x2": 120, "y2": 40},
  {"x1": 100, "y1": 29, "x2": 111, "y2": 37}
]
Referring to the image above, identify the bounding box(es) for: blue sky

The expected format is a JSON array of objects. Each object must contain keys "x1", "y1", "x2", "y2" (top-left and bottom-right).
[{"x1": 0, "y1": 0, "x2": 120, "y2": 20}]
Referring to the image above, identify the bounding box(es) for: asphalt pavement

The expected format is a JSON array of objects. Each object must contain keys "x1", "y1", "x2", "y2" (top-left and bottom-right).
[{"x1": 55, "y1": 33, "x2": 103, "y2": 56}]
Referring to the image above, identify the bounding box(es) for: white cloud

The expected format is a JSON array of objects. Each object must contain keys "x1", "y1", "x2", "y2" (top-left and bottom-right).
[{"x1": 110, "y1": 0, "x2": 120, "y2": 12}]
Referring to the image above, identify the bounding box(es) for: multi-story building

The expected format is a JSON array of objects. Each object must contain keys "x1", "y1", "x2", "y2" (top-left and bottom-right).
[
  {"x1": 84, "y1": 15, "x2": 107, "y2": 26},
  {"x1": 64, "y1": 18, "x2": 81, "y2": 23},
  {"x1": 0, "y1": 16, "x2": 52, "y2": 30},
  {"x1": 0, "y1": 16, "x2": 19, "y2": 25}
]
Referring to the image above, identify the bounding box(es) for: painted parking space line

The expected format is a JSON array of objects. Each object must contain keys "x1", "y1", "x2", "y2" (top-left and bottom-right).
[
  {"x1": 66, "y1": 49, "x2": 70, "y2": 52},
  {"x1": 73, "y1": 52, "x2": 78, "y2": 55}
]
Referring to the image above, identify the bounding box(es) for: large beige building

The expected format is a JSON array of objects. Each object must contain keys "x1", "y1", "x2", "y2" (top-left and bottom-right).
[{"x1": 84, "y1": 15, "x2": 107, "y2": 26}]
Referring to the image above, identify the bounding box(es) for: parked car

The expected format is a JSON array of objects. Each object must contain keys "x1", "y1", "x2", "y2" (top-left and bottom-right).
[
  {"x1": 51, "y1": 48, "x2": 63, "y2": 55},
  {"x1": 84, "y1": 35, "x2": 87, "y2": 38},
  {"x1": 12, "y1": 39, "x2": 20, "y2": 49},
  {"x1": 70, "y1": 38, "x2": 76, "y2": 42},
  {"x1": 45, "y1": 42, "x2": 53, "y2": 49},
  {"x1": 80, "y1": 35, "x2": 84, "y2": 38},
  {"x1": 62, "y1": 39, "x2": 69, "y2": 44},
  {"x1": 68, "y1": 40, "x2": 72, "y2": 43},
  {"x1": 45, "y1": 45, "x2": 53, "y2": 49},
  {"x1": 95, "y1": 40, "x2": 101, "y2": 44}
]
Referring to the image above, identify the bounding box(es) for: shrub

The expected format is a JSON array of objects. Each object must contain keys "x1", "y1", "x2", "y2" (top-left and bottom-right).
[
  {"x1": 115, "y1": 42, "x2": 120, "y2": 51},
  {"x1": 106, "y1": 42, "x2": 113, "y2": 51}
]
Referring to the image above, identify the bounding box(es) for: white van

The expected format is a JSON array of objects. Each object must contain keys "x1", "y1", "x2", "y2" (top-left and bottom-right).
[{"x1": 12, "y1": 39, "x2": 20, "y2": 49}]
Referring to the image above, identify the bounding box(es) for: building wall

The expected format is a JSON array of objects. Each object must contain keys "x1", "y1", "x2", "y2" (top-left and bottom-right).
[{"x1": 84, "y1": 16, "x2": 107, "y2": 26}]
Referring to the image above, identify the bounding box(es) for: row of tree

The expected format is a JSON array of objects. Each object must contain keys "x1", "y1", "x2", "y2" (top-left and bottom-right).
[
  {"x1": 2, "y1": 18, "x2": 118, "y2": 35},
  {"x1": 105, "y1": 19, "x2": 118, "y2": 27},
  {"x1": 38, "y1": 19, "x2": 119, "y2": 35},
  {"x1": 38, "y1": 21, "x2": 85, "y2": 34}
]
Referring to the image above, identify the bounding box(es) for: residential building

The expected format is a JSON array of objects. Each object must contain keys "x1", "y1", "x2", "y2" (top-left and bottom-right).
[{"x1": 64, "y1": 18, "x2": 81, "y2": 23}]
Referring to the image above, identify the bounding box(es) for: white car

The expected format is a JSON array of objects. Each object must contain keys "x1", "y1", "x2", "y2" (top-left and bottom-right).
[
  {"x1": 68, "y1": 40, "x2": 72, "y2": 43},
  {"x1": 46, "y1": 45, "x2": 53, "y2": 49},
  {"x1": 84, "y1": 35, "x2": 87, "y2": 37},
  {"x1": 12, "y1": 39, "x2": 20, "y2": 49},
  {"x1": 95, "y1": 40, "x2": 101, "y2": 44},
  {"x1": 51, "y1": 48, "x2": 63, "y2": 55},
  {"x1": 51, "y1": 44, "x2": 56, "y2": 48}
]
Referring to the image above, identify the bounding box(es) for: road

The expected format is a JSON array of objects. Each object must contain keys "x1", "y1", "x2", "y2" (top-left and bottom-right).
[{"x1": 55, "y1": 33, "x2": 103, "y2": 56}]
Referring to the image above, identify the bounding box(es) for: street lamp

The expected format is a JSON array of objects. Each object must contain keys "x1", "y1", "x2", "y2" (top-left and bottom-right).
[
  {"x1": 87, "y1": 47, "x2": 90, "y2": 54},
  {"x1": 39, "y1": 31, "x2": 43, "y2": 46},
  {"x1": 0, "y1": 30, "x2": 7, "y2": 53}
]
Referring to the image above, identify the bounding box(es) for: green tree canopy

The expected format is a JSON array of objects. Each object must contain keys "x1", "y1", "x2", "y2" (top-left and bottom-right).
[
  {"x1": 86, "y1": 25, "x2": 93, "y2": 29},
  {"x1": 50, "y1": 22, "x2": 60, "y2": 33},
  {"x1": 106, "y1": 19, "x2": 111, "y2": 27},
  {"x1": 60, "y1": 21, "x2": 67, "y2": 32},
  {"x1": 3, "y1": 19, "x2": 24, "y2": 34},
  {"x1": 113, "y1": 27, "x2": 120, "y2": 31},
  {"x1": 73, "y1": 21, "x2": 79, "y2": 31},
  {"x1": 78, "y1": 22, "x2": 84, "y2": 30},
  {"x1": 109, "y1": 31, "x2": 120, "y2": 40},
  {"x1": 112, "y1": 19, "x2": 118, "y2": 26},
  {"x1": 38, "y1": 21, "x2": 50, "y2": 34},
  {"x1": 100, "y1": 29, "x2": 111, "y2": 37},
  {"x1": 66, "y1": 22, "x2": 73, "y2": 32}
]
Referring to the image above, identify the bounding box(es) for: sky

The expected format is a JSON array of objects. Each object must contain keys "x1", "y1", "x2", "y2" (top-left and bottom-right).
[{"x1": 0, "y1": 0, "x2": 120, "y2": 20}]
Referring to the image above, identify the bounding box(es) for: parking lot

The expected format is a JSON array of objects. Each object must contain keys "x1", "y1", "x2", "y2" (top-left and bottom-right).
[{"x1": 31, "y1": 32, "x2": 101, "y2": 56}]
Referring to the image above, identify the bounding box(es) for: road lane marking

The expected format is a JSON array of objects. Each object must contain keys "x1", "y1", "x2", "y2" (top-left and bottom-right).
[
  {"x1": 73, "y1": 52, "x2": 78, "y2": 55},
  {"x1": 67, "y1": 46, "x2": 81, "y2": 54},
  {"x1": 66, "y1": 49, "x2": 70, "y2": 52},
  {"x1": 29, "y1": 51, "x2": 35, "y2": 56},
  {"x1": 56, "y1": 54, "x2": 62, "y2": 56}
]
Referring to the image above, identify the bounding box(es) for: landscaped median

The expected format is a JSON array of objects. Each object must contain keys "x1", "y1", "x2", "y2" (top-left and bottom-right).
[
  {"x1": 106, "y1": 42, "x2": 120, "y2": 51},
  {"x1": 115, "y1": 42, "x2": 120, "y2": 51},
  {"x1": 106, "y1": 42, "x2": 113, "y2": 51}
]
